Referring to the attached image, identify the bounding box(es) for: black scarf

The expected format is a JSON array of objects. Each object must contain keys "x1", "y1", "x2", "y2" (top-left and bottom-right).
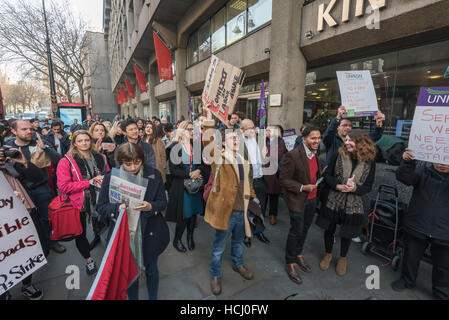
[{"x1": 73, "y1": 153, "x2": 106, "y2": 209}]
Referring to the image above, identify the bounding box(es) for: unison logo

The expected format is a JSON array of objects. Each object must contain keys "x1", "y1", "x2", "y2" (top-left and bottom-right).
[{"x1": 426, "y1": 88, "x2": 449, "y2": 105}]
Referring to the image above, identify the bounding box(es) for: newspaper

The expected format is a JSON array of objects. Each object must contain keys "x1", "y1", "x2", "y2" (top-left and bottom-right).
[{"x1": 109, "y1": 168, "x2": 148, "y2": 232}]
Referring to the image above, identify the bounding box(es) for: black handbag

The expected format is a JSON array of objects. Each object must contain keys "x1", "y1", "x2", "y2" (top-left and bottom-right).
[{"x1": 183, "y1": 148, "x2": 203, "y2": 194}]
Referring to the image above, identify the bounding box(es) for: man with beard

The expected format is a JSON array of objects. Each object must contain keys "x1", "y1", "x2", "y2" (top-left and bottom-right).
[
  {"x1": 280, "y1": 126, "x2": 324, "y2": 285},
  {"x1": 8, "y1": 120, "x2": 66, "y2": 254}
]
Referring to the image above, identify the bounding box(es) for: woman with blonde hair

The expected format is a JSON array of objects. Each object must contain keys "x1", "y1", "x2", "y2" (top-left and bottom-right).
[
  {"x1": 316, "y1": 129, "x2": 376, "y2": 276},
  {"x1": 56, "y1": 130, "x2": 110, "y2": 275},
  {"x1": 166, "y1": 120, "x2": 206, "y2": 253},
  {"x1": 89, "y1": 122, "x2": 116, "y2": 168}
]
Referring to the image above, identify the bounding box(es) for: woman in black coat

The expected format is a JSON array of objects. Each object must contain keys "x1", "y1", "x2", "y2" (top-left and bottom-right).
[
  {"x1": 391, "y1": 148, "x2": 449, "y2": 300},
  {"x1": 165, "y1": 121, "x2": 208, "y2": 253},
  {"x1": 96, "y1": 143, "x2": 169, "y2": 300}
]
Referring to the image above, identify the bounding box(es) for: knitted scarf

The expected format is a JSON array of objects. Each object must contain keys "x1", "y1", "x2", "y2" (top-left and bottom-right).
[{"x1": 325, "y1": 153, "x2": 371, "y2": 215}]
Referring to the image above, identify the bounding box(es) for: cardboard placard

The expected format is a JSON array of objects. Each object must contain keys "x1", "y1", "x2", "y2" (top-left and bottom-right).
[
  {"x1": 0, "y1": 172, "x2": 47, "y2": 295},
  {"x1": 337, "y1": 71, "x2": 379, "y2": 117},
  {"x1": 408, "y1": 87, "x2": 449, "y2": 165},
  {"x1": 202, "y1": 55, "x2": 246, "y2": 124}
]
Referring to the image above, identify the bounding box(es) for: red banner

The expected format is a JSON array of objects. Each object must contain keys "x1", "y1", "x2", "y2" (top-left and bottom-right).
[
  {"x1": 120, "y1": 87, "x2": 128, "y2": 103},
  {"x1": 133, "y1": 64, "x2": 148, "y2": 93},
  {"x1": 153, "y1": 32, "x2": 173, "y2": 80},
  {"x1": 115, "y1": 91, "x2": 123, "y2": 105},
  {"x1": 125, "y1": 79, "x2": 135, "y2": 99},
  {"x1": 86, "y1": 209, "x2": 138, "y2": 300}
]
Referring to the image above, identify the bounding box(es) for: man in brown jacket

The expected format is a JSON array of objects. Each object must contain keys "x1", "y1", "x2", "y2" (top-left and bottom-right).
[
  {"x1": 202, "y1": 119, "x2": 258, "y2": 296},
  {"x1": 280, "y1": 126, "x2": 323, "y2": 285}
]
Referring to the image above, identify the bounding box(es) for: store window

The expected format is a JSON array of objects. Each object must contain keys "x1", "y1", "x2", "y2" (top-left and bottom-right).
[
  {"x1": 247, "y1": 0, "x2": 272, "y2": 32},
  {"x1": 304, "y1": 40, "x2": 449, "y2": 137},
  {"x1": 211, "y1": 8, "x2": 226, "y2": 53},
  {"x1": 227, "y1": 0, "x2": 247, "y2": 46}
]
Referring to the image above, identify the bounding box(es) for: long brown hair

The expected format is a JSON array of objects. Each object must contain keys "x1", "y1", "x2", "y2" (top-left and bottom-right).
[
  {"x1": 68, "y1": 130, "x2": 95, "y2": 158},
  {"x1": 338, "y1": 129, "x2": 376, "y2": 163}
]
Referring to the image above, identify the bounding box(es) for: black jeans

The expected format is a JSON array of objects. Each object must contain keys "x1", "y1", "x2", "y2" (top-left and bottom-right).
[
  {"x1": 285, "y1": 198, "x2": 317, "y2": 264},
  {"x1": 75, "y1": 211, "x2": 91, "y2": 260},
  {"x1": 266, "y1": 194, "x2": 280, "y2": 217},
  {"x1": 324, "y1": 223, "x2": 352, "y2": 257},
  {"x1": 253, "y1": 178, "x2": 268, "y2": 216},
  {"x1": 401, "y1": 232, "x2": 449, "y2": 300}
]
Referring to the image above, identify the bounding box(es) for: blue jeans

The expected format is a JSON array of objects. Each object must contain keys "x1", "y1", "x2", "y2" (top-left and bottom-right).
[
  {"x1": 210, "y1": 211, "x2": 246, "y2": 278},
  {"x1": 127, "y1": 257, "x2": 159, "y2": 300}
]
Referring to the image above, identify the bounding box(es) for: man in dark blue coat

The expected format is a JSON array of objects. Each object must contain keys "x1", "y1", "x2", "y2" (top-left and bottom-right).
[
  {"x1": 44, "y1": 121, "x2": 71, "y2": 156},
  {"x1": 392, "y1": 148, "x2": 449, "y2": 300}
]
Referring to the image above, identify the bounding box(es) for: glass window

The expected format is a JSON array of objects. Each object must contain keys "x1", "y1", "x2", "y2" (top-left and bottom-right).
[
  {"x1": 247, "y1": 0, "x2": 272, "y2": 32},
  {"x1": 227, "y1": 0, "x2": 247, "y2": 46},
  {"x1": 187, "y1": 31, "x2": 198, "y2": 66},
  {"x1": 211, "y1": 8, "x2": 226, "y2": 53},
  {"x1": 198, "y1": 20, "x2": 211, "y2": 61}
]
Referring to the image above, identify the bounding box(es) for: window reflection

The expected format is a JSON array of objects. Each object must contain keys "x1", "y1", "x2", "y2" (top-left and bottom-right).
[
  {"x1": 212, "y1": 8, "x2": 226, "y2": 53},
  {"x1": 248, "y1": 0, "x2": 272, "y2": 32},
  {"x1": 227, "y1": 0, "x2": 247, "y2": 45}
]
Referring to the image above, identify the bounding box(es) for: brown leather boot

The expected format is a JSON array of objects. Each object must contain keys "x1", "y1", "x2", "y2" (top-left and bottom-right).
[
  {"x1": 269, "y1": 215, "x2": 277, "y2": 225},
  {"x1": 336, "y1": 257, "x2": 347, "y2": 276},
  {"x1": 210, "y1": 277, "x2": 222, "y2": 295},
  {"x1": 232, "y1": 266, "x2": 254, "y2": 280},
  {"x1": 319, "y1": 253, "x2": 333, "y2": 271}
]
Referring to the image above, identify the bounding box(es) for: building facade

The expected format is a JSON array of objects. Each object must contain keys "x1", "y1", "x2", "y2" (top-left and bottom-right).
[
  {"x1": 104, "y1": 0, "x2": 449, "y2": 134},
  {"x1": 83, "y1": 31, "x2": 119, "y2": 121}
]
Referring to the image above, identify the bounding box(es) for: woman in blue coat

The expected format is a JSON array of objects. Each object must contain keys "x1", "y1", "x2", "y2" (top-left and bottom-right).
[{"x1": 96, "y1": 142, "x2": 169, "y2": 300}]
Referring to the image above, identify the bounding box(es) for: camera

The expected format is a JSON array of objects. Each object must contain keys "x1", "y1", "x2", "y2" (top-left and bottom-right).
[{"x1": 0, "y1": 146, "x2": 21, "y2": 159}]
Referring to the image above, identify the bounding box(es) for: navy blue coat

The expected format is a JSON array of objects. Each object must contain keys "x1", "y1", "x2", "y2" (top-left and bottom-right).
[
  {"x1": 96, "y1": 163, "x2": 170, "y2": 265},
  {"x1": 45, "y1": 130, "x2": 71, "y2": 156},
  {"x1": 396, "y1": 160, "x2": 449, "y2": 244}
]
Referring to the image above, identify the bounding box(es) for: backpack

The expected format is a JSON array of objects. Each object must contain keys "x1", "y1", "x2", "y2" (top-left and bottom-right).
[{"x1": 48, "y1": 156, "x2": 83, "y2": 241}]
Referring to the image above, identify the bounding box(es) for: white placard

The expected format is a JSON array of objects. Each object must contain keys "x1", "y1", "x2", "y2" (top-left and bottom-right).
[
  {"x1": 337, "y1": 70, "x2": 378, "y2": 117},
  {"x1": 0, "y1": 172, "x2": 47, "y2": 295},
  {"x1": 269, "y1": 94, "x2": 282, "y2": 107}
]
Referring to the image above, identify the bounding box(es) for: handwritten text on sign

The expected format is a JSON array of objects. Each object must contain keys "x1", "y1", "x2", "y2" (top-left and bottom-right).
[
  {"x1": 409, "y1": 88, "x2": 449, "y2": 165},
  {"x1": 337, "y1": 71, "x2": 378, "y2": 117},
  {"x1": 0, "y1": 172, "x2": 47, "y2": 295}
]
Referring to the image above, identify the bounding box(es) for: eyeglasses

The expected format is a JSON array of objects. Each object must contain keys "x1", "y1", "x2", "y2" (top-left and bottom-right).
[{"x1": 186, "y1": 128, "x2": 194, "y2": 131}]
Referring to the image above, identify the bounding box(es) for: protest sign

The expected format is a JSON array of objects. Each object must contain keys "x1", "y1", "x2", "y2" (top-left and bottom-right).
[
  {"x1": 408, "y1": 87, "x2": 449, "y2": 165},
  {"x1": 0, "y1": 172, "x2": 47, "y2": 295},
  {"x1": 202, "y1": 55, "x2": 246, "y2": 124},
  {"x1": 337, "y1": 71, "x2": 378, "y2": 117},
  {"x1": 283, "y1": 129, "x2": 298, "y2": 152},
  {"x1": 109, "y1": 168, "x2": 148, "y2": 232}
]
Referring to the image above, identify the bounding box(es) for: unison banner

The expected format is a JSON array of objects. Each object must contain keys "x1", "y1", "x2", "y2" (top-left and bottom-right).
[
  {"x1": 408, "y1": 87, "x2": 449, "y2": 165},
  {"x1": 202, "y1": 55, "x2": 246, "y2": 124},
  {"x1": 0, "y1": 172, "x2": 47, "y2": 295},
  {"x1": 153, "y1": 32, "x2": 173, "y2": 81}
]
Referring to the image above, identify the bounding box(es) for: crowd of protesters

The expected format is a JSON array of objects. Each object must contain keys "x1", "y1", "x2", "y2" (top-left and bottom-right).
[{"x1": 0, "y1": 103, "x2": 448, "y2": 301}]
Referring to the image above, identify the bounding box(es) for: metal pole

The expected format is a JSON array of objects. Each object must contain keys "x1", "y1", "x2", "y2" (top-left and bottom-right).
[{"x1": 42, "y1": 0, "x2": 58, "y2": 119}]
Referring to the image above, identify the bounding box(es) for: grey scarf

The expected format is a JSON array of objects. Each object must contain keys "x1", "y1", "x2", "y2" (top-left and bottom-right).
[{"x1": 326, "y1": 153, "x2": 371, "y2": 215}]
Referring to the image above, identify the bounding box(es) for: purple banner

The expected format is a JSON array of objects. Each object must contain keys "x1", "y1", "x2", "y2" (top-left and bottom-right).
[{"x1": 417, "y1": 87, "x2": 449, "y2": 107}]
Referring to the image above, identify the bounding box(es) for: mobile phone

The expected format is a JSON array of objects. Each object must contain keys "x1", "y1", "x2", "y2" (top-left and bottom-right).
[
  {"x1": 316, "y1": 177, "x2": 324, "y2": 186},
  {"x1": 133, "y1": 204, "x2": 146, "y2": 210}
]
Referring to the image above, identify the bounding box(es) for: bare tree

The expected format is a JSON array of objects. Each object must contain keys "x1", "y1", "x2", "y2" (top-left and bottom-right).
[{"x1": 0, "y1": 0, "x2": 93, "y2": 103}]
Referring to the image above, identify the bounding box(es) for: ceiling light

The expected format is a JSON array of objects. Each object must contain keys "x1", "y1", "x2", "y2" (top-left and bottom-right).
[{"x1": 428, "y1": 75, "x2": 443, "y2": 79}]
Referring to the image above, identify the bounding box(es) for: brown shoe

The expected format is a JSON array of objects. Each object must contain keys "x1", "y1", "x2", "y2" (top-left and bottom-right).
[
  {"x1": 285, "y1": 264, "x2": 303, "y2": 285},
  {"x1": 296, "y1": 256, "x2": 312, "y2": 273},
  {"x1": 336, "y1": 257, "x2": 347, "y2": 276},
  {"x1": 320, "y1": 253, "x2": 333, "y2": 271},
  {"x1": 269, "y1": 215, "x2": 277, "y2": 225},
  {"x1": 210, "y1": 277, "x2": 222, "y2": 295},
  {"x1": 232, "y1": 266, "x2": 254, "y2": 280}
]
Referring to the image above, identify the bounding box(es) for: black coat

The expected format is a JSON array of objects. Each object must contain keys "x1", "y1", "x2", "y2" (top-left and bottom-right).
[
  {"x1": 165, "y1": 142, "x2": 208, "y2": 223},
  {"x1": 45, "y1": 130, "x2": 71, "y2": 156},
  {"x1": 96, "y1": 163, "x2": 169, "y2": 265},
  {"x1": 396, "y1": 160, "x2": 449, "y2": 243}
]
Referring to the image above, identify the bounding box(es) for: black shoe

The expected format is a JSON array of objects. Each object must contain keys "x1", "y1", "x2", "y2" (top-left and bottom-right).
[
  {"x1": 50, "y1": 243, "x2": 66, "y2": 254},
  {"x1": 243, "y1": 237, "x2": 251, "y2": 248},
  {"x1": 89, "y1": 235, "x2": 101, "y2": 251},
  {"x1": 187, "y1": 234, "x2": 195, "y2": 251},
  {"x1": 391, "y1": 278, "x2": 414, "y2": 292},
  {"x1": 86, "y1": 260, "x2": 98, "y2": 276},
  {"x1": 173, "y1": 240, "x2": 187, "y2": 253},
  {"x1": 256, "y1": 233, "x2": 270, "y2": 244}
]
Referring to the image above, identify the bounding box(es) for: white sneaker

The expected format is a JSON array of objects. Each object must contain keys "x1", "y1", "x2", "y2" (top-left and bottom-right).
[{"x1": 352, "y1": 236, "x2": 362, "y2": 243}]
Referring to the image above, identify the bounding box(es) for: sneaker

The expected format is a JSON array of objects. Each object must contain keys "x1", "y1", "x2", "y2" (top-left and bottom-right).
[
  {"x1": 391, "y1": 278, "x2": 414, "y2": 292},
  {"x1": 22, "y1": 285, "x2": 43, "y2": 300},
  {"x1": 352, "y1": 237, "x2": 362, "y2": 243},
  {"x1": 86, "y1": 260, "x2": 98, "y2": 276}
]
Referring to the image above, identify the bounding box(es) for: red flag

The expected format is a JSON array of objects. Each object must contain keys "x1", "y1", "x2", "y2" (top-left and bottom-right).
[
  {"x1": 153, "y1": 32, "x2": 173, "y2": 80},
  {"x1": 133, "y1": 64, "x2": 148, "y2": 93},
  {"x1": 115, "y1": 91, "x2": 123, "y2": 105},
  {"x1": 120, "y1": 87, "x2": 128, "y2": 103},
  {"x1": 86, "y1": 209, "x2": 138, "y2": 300},
  {"x1": 125, "y1": 79, "x2": 135, "y2": 99}
]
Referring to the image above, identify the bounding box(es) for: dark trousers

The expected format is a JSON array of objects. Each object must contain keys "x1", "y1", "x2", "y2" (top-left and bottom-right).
[
  {"x1": 324, "y1": 223, "x2": 352, "y2": 257},
  {"x1": 285, "y1": 198, "x2": 317, "y2": 264},
  {"x1": 127, "y1": 257, "x2": 159, "y2": 300},
  {"x1": 253, "y1": 178, "x2": 268, "y2": 216},
  {"x1": 401, "y1": 232, "x2": 449, "y2": 300},
  {"x1": 266, "y1": 194, "x2": 280, "y2": 217},
  {"x1": 76, "y1": 212, "x2": 91, "y2": 260}
]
